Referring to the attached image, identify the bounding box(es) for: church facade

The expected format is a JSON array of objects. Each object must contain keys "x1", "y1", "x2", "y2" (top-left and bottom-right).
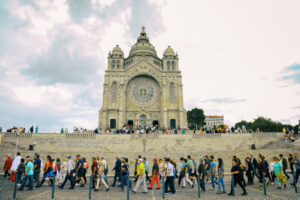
[{"x1": 98, "y1": 27, "x2": 187, "y2": 130}]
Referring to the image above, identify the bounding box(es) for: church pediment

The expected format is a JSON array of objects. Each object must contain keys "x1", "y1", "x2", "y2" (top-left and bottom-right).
[{"x1": 125, "y1": 57, "x2": 162, "y2": 76}]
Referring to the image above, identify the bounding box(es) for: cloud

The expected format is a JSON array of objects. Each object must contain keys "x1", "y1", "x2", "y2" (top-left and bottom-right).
[
  {"x1": 201, "y1": 98, "x2": 247, "y2": 104},
  {"x1": 23, "y1": 25, "x2": 101, "y2": 85},
  {"x1": 281, "y1": 64, "x2": 300, "y2": 85},
  {"x1": 66, "y1": 0, "x2": 92, "y2": 23},
  {"x1": 293, "y1": 106, "x2": 300, "y2": 109}
]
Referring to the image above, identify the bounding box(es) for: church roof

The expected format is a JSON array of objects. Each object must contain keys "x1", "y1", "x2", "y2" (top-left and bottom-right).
[
  {"x1": 163, "y1": 46, "x2": 175, "y2": 56},
  {"x1": 129, "y1": 26, "x2": 157, "y2": 57},
  {"x1": 112, "y1": 44, "x2": 124, "y2": 55}
]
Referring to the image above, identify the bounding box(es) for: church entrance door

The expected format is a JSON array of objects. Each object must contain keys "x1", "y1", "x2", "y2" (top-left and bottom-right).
[
  {"x1": 170, "y1": 119, "x2": 176, "y2": 129},
  {"x1": 152, "y1": 120, "x2": 159, "y2": 127},
  {"x1": 140, "y1": 114, "x2": 146, "y2": 127}
]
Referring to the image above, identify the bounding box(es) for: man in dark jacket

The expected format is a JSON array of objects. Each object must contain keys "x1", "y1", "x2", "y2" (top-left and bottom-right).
[
  {"x1": 198, "y1": 159, "x2": 205, "y2": 191},
  {"x1": 250, "y1": 154, "x2": 259, "y2": 181},
  {"x1": 228, "y1": 159, "x2": 247, "y2": 196},
  {"x1": 279, "y1": 154, "x2": 290, "y2": 179},
  {"x1": 111, "y1": 155, "x2": 121, "y2": 186}
]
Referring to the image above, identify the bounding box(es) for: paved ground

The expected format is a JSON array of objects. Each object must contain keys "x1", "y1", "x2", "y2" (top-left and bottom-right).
[{"x1": 0, "y1": 175, "x2": 299, "y2": 200}]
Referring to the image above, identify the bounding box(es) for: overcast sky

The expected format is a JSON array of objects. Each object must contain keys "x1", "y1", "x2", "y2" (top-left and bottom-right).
[{"x1": 1, "y1": 0, "x2": 300, "y2": 132}]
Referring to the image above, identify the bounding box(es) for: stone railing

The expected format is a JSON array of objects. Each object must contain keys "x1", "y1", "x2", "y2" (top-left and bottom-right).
[
  {"x1": 130, "y1": 133, "x2": 159, "y2": 140},
  {"x1": 4, "y1": 132, "x2": 32, "y2": 138},
  {"x1": 65, "y1": 133, "x2": 96, "y2": 139}
]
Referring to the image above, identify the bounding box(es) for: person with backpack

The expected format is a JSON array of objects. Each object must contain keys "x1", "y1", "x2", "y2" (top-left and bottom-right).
[{"x1": 228, "y1": 159, "x2": 247, "y2": 196}]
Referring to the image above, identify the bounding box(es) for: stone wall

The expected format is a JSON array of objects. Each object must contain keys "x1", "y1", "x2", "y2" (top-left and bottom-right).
[{"x1": 0, "y1": 132, "x2": 298, "y2": 174}]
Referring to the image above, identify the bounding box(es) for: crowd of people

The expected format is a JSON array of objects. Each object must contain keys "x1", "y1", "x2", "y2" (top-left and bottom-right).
[{"x1": 2, "y1": 152, "x2": 300, "y2": 196}]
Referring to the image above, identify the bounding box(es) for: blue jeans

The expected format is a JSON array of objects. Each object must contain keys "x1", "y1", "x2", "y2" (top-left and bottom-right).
[
  {"x1": 34, "y1": 169, "x2": 40, "y2": 186},
  {"x1": 21, "y1": 175, "x2": 33, "y2": 190},
  {"x1": 217, "y1": 176, "x2": 225, "y2": 191},
  {"x1": 120, "y1": 175, "x2": 129, "y2": 190},
  {"x1": 211, "y1": 175, "x2": 217, "y2": 188}
]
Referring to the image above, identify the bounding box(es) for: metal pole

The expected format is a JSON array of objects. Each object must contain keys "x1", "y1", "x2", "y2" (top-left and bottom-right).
[
  {"x1": 262, "y1": 173, "x2": 267, "y2": 195},
  {"x1": 89, "y1": 175, "x2": 92, "y2": 200},
  {"x1": 162, "y1": 175, "x2": 165, "y2": 199},
  {"x1": 52, "y1": 176, "x2": 55, "y2": 199},
  {"x1": 13, "y1": 173, "x2": 18, "y2": 198},
  {"x1": 293, "y1": 171, "x2": 298, "y2": 193},
  {"x1": 231, "y1": 174, "x2": 235, "y2": 196},
  {"x1": 127, "y1": 175, "x2": 130, "y2": 200},
  {"x1": 197, "y1": 174, "x2": 200, "y2": 198}
]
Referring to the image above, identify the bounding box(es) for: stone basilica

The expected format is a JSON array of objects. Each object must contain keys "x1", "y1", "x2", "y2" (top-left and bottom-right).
[{"x1": 98, "y1": 27, "x2": 187, "y2": 130}]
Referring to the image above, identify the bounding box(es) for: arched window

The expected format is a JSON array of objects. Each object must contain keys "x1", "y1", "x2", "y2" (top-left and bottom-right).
[
  {"x1": 112, "y1": 82, "x2": 117, "y2": 103},
  {"x1": 172, "y1": 61, "x2": 175, "y2": 70},
  {"x1": 170, "y1": 82, "x2": 175, "y2": 104}
]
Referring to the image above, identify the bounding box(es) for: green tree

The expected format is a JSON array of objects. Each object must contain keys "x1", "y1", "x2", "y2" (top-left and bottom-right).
[
  {"x1": 234, "y1": 120, "x2": 252, "y2": 130},
  {"x1": 187, "y1": 108, "x2": 205, "y2": 130}
]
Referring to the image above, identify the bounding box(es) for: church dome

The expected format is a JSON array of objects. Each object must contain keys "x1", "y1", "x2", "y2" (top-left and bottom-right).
[
  {"x1": 112, "y1": 44, "x2": 124, "y2": 55},
  {"x1": 163, "y1": 46, "x2": 175, "y2": 56},
  {"x1": 129, "y1": 27, "x2": 157, "y2": 57}
]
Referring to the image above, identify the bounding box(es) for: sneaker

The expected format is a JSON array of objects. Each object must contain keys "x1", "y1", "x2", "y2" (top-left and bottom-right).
[
  {"x1": 217, "y1": 191, "x2": 222, "y2": 194},
  {"x1": 131, "y1": 190, "x2": 136, "y2": 193},
  {"x1": 75, "y1": 183, "x2": 80, "y2": 186},
  {"x1": 106, "y1": 188, "x2": 110, "y2": 192},
  {"x1": 148, "y1": 187, "x2": 152, "y2": 190},
  {"x1": 142, "y1": 191, "x2": 148, "y2": 194},
  {"x1": 241, "y1": 192, "x2": 247, "y2": 196}
]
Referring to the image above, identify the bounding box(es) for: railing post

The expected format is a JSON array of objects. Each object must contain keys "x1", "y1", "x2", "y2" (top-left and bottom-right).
[
  {"x1": 262, "y1": 172, "x2": 267, "y2": 195},
  {"x1": 293, "y1": 171, "x2": 298, "y2": 193},
  {"x1": 127, "y1": 175, "x2": 130, "y2": 200},
  {"x1": 197, "y1": 174, "x2": 200, "y2": 198},
  {"x1": 231, "y1": 174, "x2": 235, "y2": 196},
  {"x1": 89, "y1": 175, "x2": 92, "y2": 199},
  {"x1": 52, "y1": 176, "x2": 55, "y2": 199},
  {"x1": 162, "y1": 175, "x2": 165, "y2": 199},
  {"x1": 13, "y1": 173, "x2": 18, "y2": 198}
]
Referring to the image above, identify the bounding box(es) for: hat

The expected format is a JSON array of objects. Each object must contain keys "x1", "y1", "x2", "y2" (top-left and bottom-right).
[
  {"x1": 67, "y1": 155, "x2": 71, "y2": 158},
  {"x1": 153, "y1": 158, "x2": 157, "y2": 162}
]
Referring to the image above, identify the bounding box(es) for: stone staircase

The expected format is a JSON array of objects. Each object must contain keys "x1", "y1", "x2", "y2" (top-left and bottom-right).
[{"x1": 0, "y1": 132, "x2": 298, "y2": 174}]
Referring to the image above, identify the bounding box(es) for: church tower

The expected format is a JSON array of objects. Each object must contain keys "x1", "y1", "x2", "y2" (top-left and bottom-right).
[{"x1": 99, "y1": 27, "x2": 187, "y2": 130}]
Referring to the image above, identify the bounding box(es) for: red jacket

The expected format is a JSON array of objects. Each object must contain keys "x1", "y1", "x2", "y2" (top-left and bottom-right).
[{"x1": 4, "y1": 157, "x2": 13, "y2": 171}]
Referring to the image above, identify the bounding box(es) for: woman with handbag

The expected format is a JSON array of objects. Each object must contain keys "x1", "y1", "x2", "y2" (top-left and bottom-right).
[{"x1": 273, "y1": 156, "x2": 286, "y2": 189}]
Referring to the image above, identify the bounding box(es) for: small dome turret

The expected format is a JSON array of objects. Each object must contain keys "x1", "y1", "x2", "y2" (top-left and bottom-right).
[
  {"x1": 163, "y1": 46, "x2": 175, "y2": 56},
  {"x1": 112, "y1": 44, "x2": 124, "y2": 56}
]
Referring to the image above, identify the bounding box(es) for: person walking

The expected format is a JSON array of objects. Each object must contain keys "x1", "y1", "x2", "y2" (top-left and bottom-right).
[
  {"x1": 291, "y1": 153, "x2": 300, "y2": 186},
  {"x1": 120, "y1": 159, "x2": 129, "y2": 191},
  {"x1": 111, "y1": 156, "x2": 122, "y2": 187},
  {"x1": 182, "y1": 159, "x2": 193, "y2": 188},
  {"x1": 148, "y1": 158, "x2": 160, "y2": 190},
  {"x1": 228, "y1": 159, "x2": 247, "y2": 196},
  {"x1": 16, "y1": 159, "x2": 25, "y2": 184},
  {"x1": 198, "y1": 159, "x2": 206, "y2": 192},
  {"x1": 59, "y1": 156, "x2": 74, "y2": 189},
  {"x1": 144, "y1": 157, "x2": 151, "y2": 183},
  {"x1": 95, "y1": 161, "x2": 109, "y2": 191},
  {"x1": 250, "y1": 154, "x2": 258, "y2": 181},
  {"x1": 216, "y1": 158, "x2": 226, "y2": 194},
  {"x1": 33, "y1": 154, "x2": 41, "y2": 187},
  {"x1": 132, "y1": 158, "x2": 148, "y2": 193},
  {"x1": 245, "y1": 157, "x2": 253, "y2": 185},
  {"x1": 3, "y1": 155, "x2": 12, "y2": 178},
  {"x1": 74, "y1": 155, "x2": 85, "y2": 187},
  {"x1": 91, "y1": 157, "x2": 98, "y2": 189},
  {"x1": 273, "y1": 156, "x2": 286, "y2": 189},
  {"x1": 19, "y1": 156, "x2": 34, "y2": 191},
  {"x1": 164, "y1": 158, "x2": 176, "y2": 195},
  {"x1": 38, "y1": 155, "x2": 54, "y2": 187},
  {"x1": 279, "y1": 154, "x2": 290, "y2": 180},
  {"x1": 210, "y1": 156, "x2": 217, "y2": 189}
]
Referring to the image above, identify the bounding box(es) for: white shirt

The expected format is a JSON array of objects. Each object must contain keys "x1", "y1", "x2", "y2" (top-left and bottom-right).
[
  {"x1": 10, "y1": 155, "x2": 21, "y2": 171},
  {"x1": 102, "y1": 159, "x2": 107, "y2": 169},
  {"x1": 66, "y1": 159, "x2": 75, "y2": 173},
  {"x1": 166, "y1": 162, "x2": 174, "y2": 177}
]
